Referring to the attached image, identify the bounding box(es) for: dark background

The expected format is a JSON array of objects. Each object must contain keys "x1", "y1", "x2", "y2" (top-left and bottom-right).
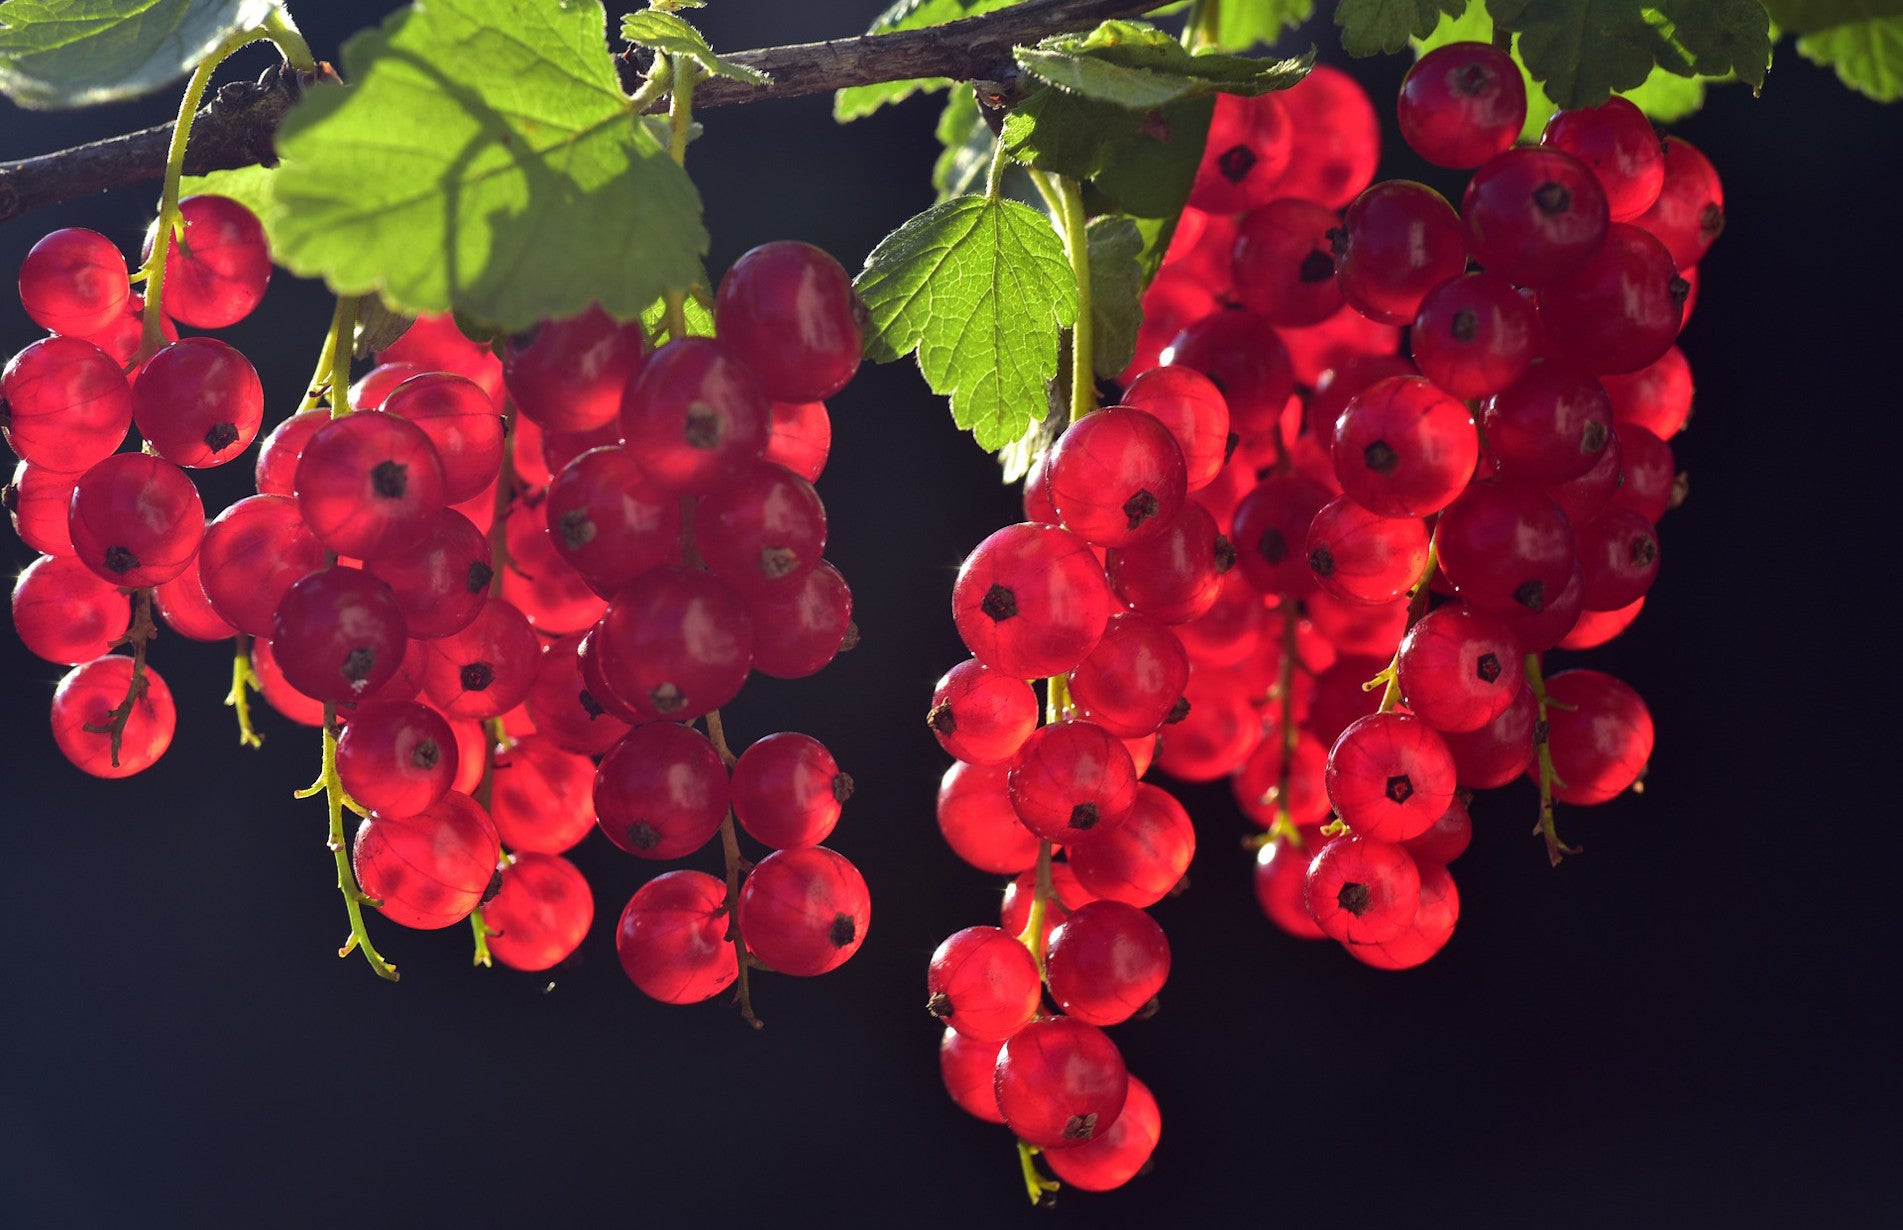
[{"x1": 2, "y1": 2, "x2": 1897, "y2": 1225}]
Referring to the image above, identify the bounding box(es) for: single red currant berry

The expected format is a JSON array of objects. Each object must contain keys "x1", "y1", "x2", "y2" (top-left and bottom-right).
[
  {"x1": 1325, "y1": 712, "x2": 1459, "y2": 843},
  {"x1": 1, "y1": 335, "x2": 133, "y2": 474},
  {"x1": 67, "y1": 452, "x2": 205, "y2": 588},
  {"x1": 1045, "y1": 900, "x2": 1171, "y2": 1026},
  {"x1": 595, "y1": 722, "x2": 730, "y2": 860},
  {"x1": 926, "y1": 926, "x2": 1042, "y2": 1042},
  {"x1": 939, "y1": 1028, "x2": 1008, "y2": 1124},
  {"x1": 1008, "y1": 719, "x2": 1140, "y2": 844},
  {"x1": 1306, "y1": 495, "x2": 1430, "y2": 606},
  {"x1": 1538, "y1": 669, "x2": 1654, "y2": 804},
  {"x1": 1048, "y1": 406, "x2": 1189, "y2": 548},
  {"x1": 994, "y1": 1017, "x2": 1130, "y2": 1149},
  {"x1": 738, "y1": 846, "x2": 870, "y2": 976},
  {"x1": 1303, "y1": 835, "x2": 1422, "y2": 945},
  {"x1": 1542, "y1": 97, "x2": 1667, "y2": 221},
  {"x1": 488, "y1": 734, "x2": 599, "y2": 855},
  {"x1": 1396, "y1": 604, "x2": 1527, "y2": 733},
  {"x1": 1397, "y1": 42, "x2": 1526, "y2": 168},
  {"x1": 353, "y1": 791, "x2": 500, "y2": 930},
  {"x1": 1254, "y1": 832, "x2": 1330, "y2": 940},
  {"x1": 928, "y1": 658, "x2": 1040, "y2": 765},
  {"x1": 19, "y1": 227, "x2": 130, "y2": 338},
  {"x1": 615, "y1": 870, "x2": 737, "y2": 1004},
  {"x1": 146, "y1": 195, "x2": 271, "y2": 328},
  {"x1": 483, "y1": 852, "x2": 593, "y2": 972},
  {"x1": 937, "y1": 761, "x2": 1042, "y2": 876},
  {"x1": 294, "y1": 410, "x2": 449, "y2": 561},
  {"x1": 715, "y1": 241, "x2": 865, "y2": 402},
  {"x1": 11, "y1": 554, "x2": 130, "y2": 665},
  {"x1": 952, "y1": 522, "x2": 1111, "y2": 678},
  {"x1": 1348, "y1": 860, "x2": 1460, "y2": 970},
  {"x1": 1463, "y1": 147, "x2": 1610, "y2": 287},
  {"x1": 51, "y1": 656, "x2": 175, "y2": 778},
  {"x1": 731, "y1": 732, "x2": 851, "y2": 849},
  {"x1": 271, "y1": 566, "x2": 410, "y2": 705},
  {"x1": 502, "y1": 304, "x2": 647, "y2": 433},
  {"x1": 1332, "y1": 181, "x2": 1467, "y2": 326},
  {"x1": 1068, "y1": 783, "x2": 1196, "y2": 908},
  {"x1": 1331, "y1": 375, "x2": 1477, "y2": 518}
]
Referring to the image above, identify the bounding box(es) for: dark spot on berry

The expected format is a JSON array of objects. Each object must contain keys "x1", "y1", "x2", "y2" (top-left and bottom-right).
[
  {"x1": 460, "y1": 662, "x2": 495, "y2": 692},
  {"x1": 0, "y1": 481, "x2": 17, "y2": 513},
  {"x1": 1165, "y1": 696, "x2": 1190, "y2": 724},
  {"x1": 1385, "y1": 774, "x2": 1414, "y2": 804},
  {"x1": 1299, "y1": 250, "x2": 1335, "y2": 283},
  {"x1": 1532, "y1": 182, "x2": 1572, "y2": 215},
  {"x1": 467, "y1": 561, "x2": 494, "y2": 593},
  {"x1": 1069, "y1": 803, "x2": 1100, "y2": 831},
  {"x1": 203, "y1": 421, "x2": 240, "y2": 454},
  {"x1": 684, "y1": 403, "x2": 722, "y2": 449},
  {"x1": 1309, "y1": 544, "x2": 1336, "y2": 577},
  {"x1": 411, "y1": 739, "x2": 441, "y2": 769},
  {"x1": 1063, "y1": 1113, "x2": 1099, "y2": 1142},
  {"x1": 1581, "y1": 420, "x2": 1609, "y2": 454},
  {"x1": 1327, "y1": 226, "x2": 1349, "y2": 259},
  {"x1": 1224, "y1": 431, "x2": 1241, "y2": 462},
  {"x1": 371, "y1": 460, "x2": 408, "y2": 498},
  {"x1": 1699, "y1": 202, "x2": 1725, "y2": 241},
  {"x1": 839, "y1": 621, "x2": 861, "y2": 652},
  {"x1": 1630, "y1": 534, "x2": 1658, "y2": 567},
  {"x1": 1213, "y1": 534, "x2": 1236, "y2": 574},
  {"x1": 1337, "y1": 881, "x2": 1372, "y2": 916},
  {"x1": 103, "y1": 545, "x2": 139, "y2": 575},
  {"x1": 927, "y1": 700, "x2": 957, "y2": 733},
  {"x1": 341, "y1": 646, "x2": 376, "y2": 682},
  {"x1": 649, "y1": 683, "x2": 685, "y2": 713},
  {"x1": 480, "y1": 869, "x2": 504, "y2": 906},
  {"x1": 760, "y1": 545, "x2": 799, "y2": 578},
  {"x1": 1217, "y1": 144, "x2": 1256, "y2": 184},
  {"x1": 577, "y1": 689, "x2": 605, "y2": 719},
  {"x1": 1258, "y1": 528, "x2": 1290, "y2": 565},
  {"x1": 1513, "y1": 579, "x2": 1546, "y2": 612},
  {"x1": 927, "y1": 991, "x2": 953, "y2": 1019},
  {"x1": 628, "y1": 821, "x2": 660, "y2": 850},
  {"x1": 1476, "y1": 653, "x2": 1502, "y2": 684},
  {"x1": 981, "y1": 583, "x2": 1017, "y2": 621},
  {"x1": 1363, "y1": 440, "x2": 1399, "y2": 474},
  {"x1": 828, "y1": 913, "x2": 856, "y2": 947},
  {"x1": 1135, "y1": 996, "x2": 1161, "y2": 1020},
  {"x1": 1122, "y1": 488, "x2": 1160, "y2": 531},
  {"x1": 1450, "y1": 308, "x2": 1478, "y2": 342},
  {"x1": 1454, "y1": 62, "x2": 1496, "y2": 96},
  {"x1": 1670, "y1": 472, "x2": 1689, "y2": 508},
  {"x1": 559, "y1": 508, "x2": 596, "y2": 550},
  {"x1": 1669, "y1": 276, "x2": 1691, "y2": 306},
  {"x1": 832, "y1": 772, "x2": 855, "y2": 804}
]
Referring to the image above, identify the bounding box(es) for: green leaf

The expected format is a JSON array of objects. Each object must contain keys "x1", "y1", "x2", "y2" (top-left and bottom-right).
[
  {"x1": 1620, "y1": 61, "x2": 1710, "y2": 119},
  {"x1": 639, "y1": 292, "x2": 716, "y2": 340},
  {"x1": 1765, "y1": 0, "x2": 1903, "y2": 102},
  {"x1": 1656, "y1": 0, "x2": 1772, "y2": 90},
  {"x1": 1335, "y1": 0, "x2": 1469, "y2": 55},
  {"x1": 0, "y1": 0, "x2": 276, "y2": 108},
  {"x1": 180, "y1": 160, "x2": 278, "y2": 231},
  {"x1": 1016, "y1": 19, "x2": 1312, "y2": 108},
  {"x1": 268, "y1": 0, "x2": 707, "y2": 334},
  {"x1": 620, "y1": 9, "x2": 768, "y2": 85},
  {"x1": 1485, "y1": 0, "x2": 1771, "y2": 109},
  {"x1": 832, "y1": 0, "x2": 1020, "y2": 121},
  {"x1": 1206, "y1": 0, "x2": 1315, "y2": 50},
  {"x1": 1001, "y1": 85, "x2": 1215, "y2": 218},
  {"x1": 1086, "y1": 215, "x2": 1143, "y2": 381},
  {"x1": 855, "y1": 195, "x2": 1079, "y2": 452},
  {"x1": 931, "y1": 84, "x2": 992, "y2": 199}
]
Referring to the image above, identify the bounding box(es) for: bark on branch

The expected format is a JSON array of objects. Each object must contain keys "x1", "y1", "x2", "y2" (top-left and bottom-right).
[{"x1": 0, "y1": 0, "x2": 1161, "y2": 228}]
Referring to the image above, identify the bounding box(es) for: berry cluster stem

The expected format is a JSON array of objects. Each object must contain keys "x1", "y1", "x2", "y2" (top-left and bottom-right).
[
  {"x1": 327, "y1": 295, "x2": 357, "y2": 419},
  {"x1": 1016, "y1": 1138, "x2": 1059, "y2": 1206},
  {"x1": 81, "y1": 588, "x2": 157, "y2": 767},
  {"x1": 306, "y1": 708, "x2": 398, "y2": 981},
  {"x1": 1524, "y1": 653, "x2": 1581, "y2": 866},
  {"x1": 704, "y1": 708, "x2": 762, "y2": 1030},
  {"x1": 1365, "y1": 542, "x2": 1439, "y2": 713},
  {"x1": 226, "y1": 633, "x2": 263, "y2": 748},
  {"x1": 1264, "y1": 600, "x2": 1305, "y2": 848}
]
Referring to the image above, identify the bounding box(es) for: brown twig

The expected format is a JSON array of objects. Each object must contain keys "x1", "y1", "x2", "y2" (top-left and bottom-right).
[{"x1": 0, "y1": 0, "x2": 1157, "y2": 227}]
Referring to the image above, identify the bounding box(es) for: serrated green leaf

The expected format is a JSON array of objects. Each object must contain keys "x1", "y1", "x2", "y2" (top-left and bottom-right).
[
  {"x1": 1017, "y1": 19, "x2": 1311, "y2": 108},
  {"x1": 1202, "y1": 0, "x2": 1315, "y2": 50},
  {"x1": 1656, "y1": 0, "x2": 1771, "y2": 90},
  {"x1": 620, "y1": 9, "x2": 767, "y2": 85},
  {"x1": 1001, "y1": 85, "x2": 1215, "y2": 218},
  {"x1": 932, "y1": 84, "x2": 992, "y2": 198},
  {"x1": 1620, "y1": 61, "x2": 1710, "y2": 118},
  {"x1": 855, "y1": 195, "x2": 1079, "y2": 452},
  {"x1": 832, "y1": 0, "x2": 1019, "y2": 121},
  {"x1": 1765, "y1": 0, "x2": 1903, "y2": 102},
  {"x1": 1490, "y1": 0, "x2": 1698, "y2": 109},
  {"x1": 268, "y1": 0, "x2": 707, "y2": 334},
  {"x1": 640, "y1": 291, "x2": 716, "y2": 340},
  {"x1": 1086, "y1": 215, "x2": 1142, "y2": 381},
  {"x1": 1336, "y1": 0, "x2": 1468, "y2": 55},
  {"x1": 0, "y1": 0, "x2": 276, "y2": 108}
]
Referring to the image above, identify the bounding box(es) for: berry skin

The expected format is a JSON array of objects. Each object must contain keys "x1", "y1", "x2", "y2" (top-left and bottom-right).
[
  {"x1": 130, "y1": 338, "x2": 265, "y2": 469},
  {"x1": 1539, "y1": 223, "x2": 1686, "y2": 375},
  {"x1": 940, "y1": 1028, "x2": 1008, "y2": 1124},
  {"x1": 487, "y1": 735, "x2": 598, "y2": 855},
  {"x1": 765, "y1": 399, "x2": 832, "y2": 482},
  {"x1": 198, "y1": 494, "x2": 327, "y2": 638},
  {"x1": 937, "y1": 761, "x2": 1042, "y2": 876},
  {"x1": 1047, "y1": 406, "x2": 1188, "y2": 548},
  {"x1": 544, "y1": 445, "x2": 683, "y2": 597},
  {"x1": 1231, "y1": 199, "x2": 1345, "y2": 327},
  {"x1": 619, "y1": 337, "x2": 771, "y2": 495},
  {"x1": 294, "y1": 411, "x2": 449, "y2": 561},
  {"x1": 524, "y1": 636, "x2": 632, "y2": 757},
  {"x1": 335, "y1": 702, "x2": 458, "y2": 820},
  {"x1": 1230, "y1": 471, "x2": 1333, "y2": 597},
  {"x1": 928, "y1": 658, "x2": 1040, "y2": 766},
  {"x1": 1009, "y1": 720, "x2": 1140, "y2": 844},
  {"x1": 1325, "y1": 713, "x2": 1458, "y2": 843},
  {"x1": 1397, "y1": 42, "x2": 1526, "y2": 169},
  {"x1": 51, "y1": 656, "x2": 175, "y2": 778},
  {"x1": 19, "y1": 228, "x2": 129, "y2": 338},
  {"x1": 363, "y1": 507, "x2": 493, "y2": 640},
  {"x1": 11, "y1": 554, "x2": 130, "y2": 665},
  {"x1": 146, "y1": 195, "x2": 271, "y2": 328},
  {"x1": 1442, "y1": 685, "x2": 1537, "y2": 789},
  {"x1": 615, "y1": 870, "x2": 737, "y2": 1004},
  {"x1": 1542, "y1": 97, "x2": 1667, "y2": 221},
  {"x1": 953, "y1": 522, "x2": 1111, "y2": 679},
  {"x1": 1304, "y1": 835, "x2": 1422, "y2": 945},
  {"x1": 1045, "y1": 901, "x2": 1171, "y2": 1026},
  {"x1": 1306, "y1": 495, "x2": 1430, "y2": 606},
  {"x1": 1481, "y1": 362, "x2": 1614, "y2": 485},
  {"x1": 1539, "y1": 668, "x2": 1654, "y2": 804},
  {"x1": 483, "y1": 852, "x2": 593, "y2": 972},
  {"x1": 745, "y1": 558, "x2": 853, "y2": 679},
  {"x1": 715, "y1": 241, "x2": 865, "y2": 402},
  {"x1": 1396, "y1": 604, "x2": 1526, "y2": 733},
  {"x1": 1067, "y1": 611, "x2": 1191, "y2": 740},
  {"x1": 1403, "y1": 795, "x2": 1474, "y2": 867},
  {"x1": 1634, "y1": 137, "x2": 1724, "y2": 268},
  {"x1": 593, "y1": 567, "x2": 754, "y2": 721},
  {"x1": 1103, "y1": 499, "x2": 1231, "y2": 625},
  {"x1": 1602, "y1": 346, "x2": 1694, "y2": 441},
  {"x1": 1043, "y1": 1075, "x2": 1161, "y2": 1193},
  {"x1": 691, "y1": 460, "x2": 828, "y2": 593},
  {"x1": 1, "y1": 335, "x2": 133, "y2": 474},
  {"x1": 1463, "y1": 147, "x2": 1610, "y2": 287},
  {"x1": 6, "y1": 461, "x2": 78, "y2": 556},
  {"x1": 994, "y1": 1017, "x2": 1130, "y2": 1150},
  {"x1": 352, "y1": 791, "x2": 501, "y2": 930},
  {"x1": 1161, "y1": 308, "x2": 1295, "y2": 444},
  {"x1": 731, "y1": 732, "x2": 851, "y2": 849},
  {"x1": 1254, "y1": 832, "x2": 1329, "y2": 940},
  {"x1": 502, "y1": 304, "x2": 647, "y2": 433},
  {"x1": 1330, "y1": 376, "x2": 1477, "y2": 518},
  {"x1": 1188, "y1": 92, "x2": 1293, "y2": 214},
  {"x1": 270, "y1": 566, "x2": 409, "y2": 705},
  {"x1": 1348, "y1": 860, "x2": 1460, "y2": 970},
  {"x1": 381, "y1": 372, "x2": 506, "y2": 504},
  {"x1": 1119, "y1": 365, "x2": 1232, "y2": 493},
  {"x1": 1576, "y1": 507, "x2": 1662, "y2": 610},
  {"x1": 926, "y1": 926, "x2": 1042, "y2": 1042},
  {"x1": 1433, "y1": 482, "x2": 1576, "y2": 618},
  {"x1": 738, "y1": 846, "x2": 870, "y2": 976},
  {"x1": 421, "y1": 597, "x2": 541, "y2": 720},
  {"x1": 1333, "y1": 181, "x2": 1467, "y2": 326},
  {"x1": 1410, "y1": 272, "x2": 1540, "y2": 400},
  {"x1": 594, "y1": 721, "x2": 730, "y2": 860},
  {"x1": 1068, "y1": 783, "x2": 1196, "y2": 908},
  {"x1": 1276, "y1": 65, "x2": 1382, "y2": 209},
  {"x1": 67, "y1": 452, "x2": 205, "y2": 588}
]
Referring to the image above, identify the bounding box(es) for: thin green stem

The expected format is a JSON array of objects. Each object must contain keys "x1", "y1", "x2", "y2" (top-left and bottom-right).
[
  {"x1": 1016, "y1": 1139, "x2": 1059, "y2": 1206},
  {"x1": 1364, "y1": 543, "x2": 1439, "y2": 714},
  {"x1": 1180, "y1": 0, "x2": 1219, "y2": 51},
  {"x1": 704, "y1": 709, "x2": 762, "y2": 1029},
  {"x1": 1525, "y1": 654, "x2": 1580, "y2": 866},
  {"x1": 1052, "y1": 174, "x2": 1095, "y2": 426},
  {"x1": 297, "y1": 301, "x2": 344, "y2": 414},
  {"x1": 1266, "y1": 601, "x2": 1304, "y2": 848},
  {"x1": 328, "y1": 296, "x2": 357, "y2": 418},
  {"x1": 1017, "y1": 840, "x2": 1056, "y2": 980},
  {"x1": 628, "y1": 56, "x2": 673, "y2": 113},
  {"x1": 667, "y1": 55, "x2": 698, "y2": 166},
  {"x1": 226, "y1": 633, "x2": 263, "y2": 748},
  {"x1": 984, "y1": 133, "x2": 1010, "y2": 202},
  {"x1": 318, "y1": 710, "x2": 398, "y2": 981},
  {"x1": 469, "y1": 907, "x2": 495, "y2": 968},
  {"x1": 260, "y1": 7, "x2": 318, "y2": 72},
  {"x1": 139, "y1": 29, "x2": 271, "y2": 356}
]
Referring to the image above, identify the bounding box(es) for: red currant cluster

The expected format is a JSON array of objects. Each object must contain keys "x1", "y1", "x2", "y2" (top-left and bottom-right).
[
  {"x1": 3, "y1": 192, "x2": 869, "y2": 999},
  {"x1": 1137, "y1": 52, "x2": 1709, "y2": 966}
]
